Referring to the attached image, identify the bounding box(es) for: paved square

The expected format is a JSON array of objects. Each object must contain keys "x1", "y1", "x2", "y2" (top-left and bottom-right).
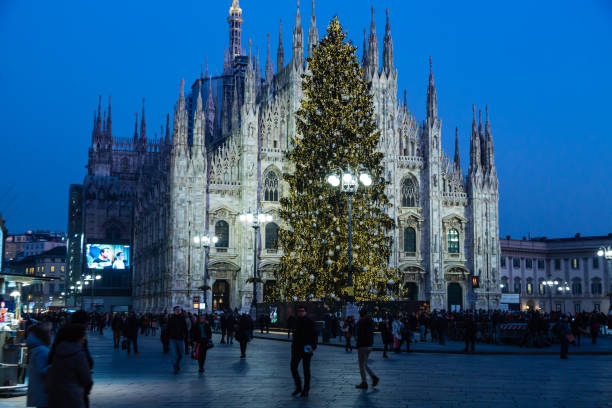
[{"x1": 5, "y1": 332, "x2": 612, "y2": 408}]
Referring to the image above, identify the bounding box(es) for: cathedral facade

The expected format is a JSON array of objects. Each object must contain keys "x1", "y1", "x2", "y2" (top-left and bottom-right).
[{"x1": 81, "y1": 0, "x2": 501, "y2": 313}]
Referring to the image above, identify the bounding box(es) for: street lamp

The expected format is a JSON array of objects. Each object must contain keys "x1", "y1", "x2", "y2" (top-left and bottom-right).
[
  {"x1": 82, "y1": 274, "x2": 101, "y2": 311},
  {"x1": 239, "y1": 210, "x2": 272, "y2": 315},
  {"x1": 194, "y1": 234, "x2": 218, "y2": 313},
  {"x1": 326, "y1": 168, "x2": 372, "y2": 302}
]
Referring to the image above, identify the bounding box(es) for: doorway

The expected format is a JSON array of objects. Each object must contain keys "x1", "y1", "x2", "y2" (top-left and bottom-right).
[
  {"x1": 447, "y1": 282, "x2": 463, "y2": 312},
  {"x1": 212, "y1": 280, "x2": 230, "y2": 310}
]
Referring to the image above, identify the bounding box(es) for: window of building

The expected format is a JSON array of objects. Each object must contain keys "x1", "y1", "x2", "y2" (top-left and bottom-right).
[
  {"x1": 571, "y1": 258, "x2": 579, "y2": 269},
  {"x1": 593, "y1": 256, "x2": 599, "y2": 269},
  {"x1": 526, "y1": 259, "x2": 533, "y2": 269},
  {"x1": 264, "y1": 222, "x2": 279, "y2": 250},
  {"x1": 401, "y1": 177, "x2": 418, "y2": 207},
  {"x1": 555, "y1": 303, "x2": 562, "y2": 312},
  {"x1": 591, "y1": 278, "x2": 602, "y2": 295},
  {"x1": 263, "y1": 171, "x2": 279, "y2": 202},
  {"x1": 526, "y1": 278, "x2": 533, "y2": 295},
  {"x1": 447, "y1": 229, "x2": 459, "y2": 254},
  {"x1": 215, "y1": 220, "x2": 229, "y2": 248},
  {"x1": 512, "y1": 258, "x2": 520, "y2": 268},
  {"x1": 51, "y1": 266, "x2": 55, "y2": 272},
  {"x1": 61, "y1": 266, "x2": 65, "y2": 272},
  {"x1": 501, "y1": 276, "x2": 509, "y2": 294},
  {"x1": 538, "y1": 280, "x2": 546, "y2": 295},
  {"x1": 574, "y1": 303, "x2": 581, "y2": 313},
  {"x1": 500, "y1": 257, "x2": 506, "y2": 268},
  {"x1": 554, "y1": 259, "x2": 561, "y2": 270},
  {"x1": 571, "y1": 278, "x2": 582, "y2": 295},
  {"x1": 537, "y1": 259, "x2": 545, "y2": 270},
  {"x1": 594, "y1": 304, "x2": 600, "y2": 312},
  {"x1": 403, "y1": 227, "x2": 416, "y2": 253},
  {"x1": 514, "y1": 278, "x2": 522, "y2": 294}
]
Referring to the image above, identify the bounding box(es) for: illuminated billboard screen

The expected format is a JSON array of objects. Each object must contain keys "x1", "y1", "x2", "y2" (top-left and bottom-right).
[{"x1": 85, "y1": 243, "x2": 130, "y2": 270}]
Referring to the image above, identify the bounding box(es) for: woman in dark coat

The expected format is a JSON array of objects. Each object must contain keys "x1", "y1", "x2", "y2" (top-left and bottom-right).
[
  {"x1": 235, "y1": 313, "x2": 253, "y2": 358},
  {"x1": 45, "y1": 325, "x2": 93, "y2": 408},
  {"x1": 378, "y1": 315, "x2": 393, "y2": 358},
  {"x1": 191, "y1": 314, "x2": 213, "y2": 372}
]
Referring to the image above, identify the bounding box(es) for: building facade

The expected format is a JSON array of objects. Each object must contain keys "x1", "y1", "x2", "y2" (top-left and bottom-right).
[
  {"x1": 500, "y1": 234, "x2": 612, "y2": 314},
  {"x1": 3, "y1": 231, "x2": 66, "y2": 261},
  {"x1": 75, "y1": 0, "x2": 502, "y2": 313}
]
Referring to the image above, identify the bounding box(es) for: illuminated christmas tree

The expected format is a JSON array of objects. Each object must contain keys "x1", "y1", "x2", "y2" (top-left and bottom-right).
[{"x1": 277, "y1": 17, "x2": 396, "y2": 302}]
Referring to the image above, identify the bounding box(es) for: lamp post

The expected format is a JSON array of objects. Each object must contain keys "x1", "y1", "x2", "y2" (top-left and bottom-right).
[
  {"x1": 544, "y1": 280, "x2": 570, "y2": 314},
  {"x1": 326, "y1": 169, "x2": 372, "y2": 302},
  {"x1": 239, "y1": 210, "x2": 272, "y2": 315},
  {"x1": 194, "y1": 234, "x2": 218, "y2": 314},
  {"x1": 82, "y1": 274, "x2": 102, "y2": 311},
  {"x1": 596, "y1": 246, "x2": 612, "y2": 314}
]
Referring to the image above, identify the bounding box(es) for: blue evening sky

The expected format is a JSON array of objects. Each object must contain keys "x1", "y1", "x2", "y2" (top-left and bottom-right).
[{"x1": 1, "y1": 0, "x2": 611, "y2": 238}]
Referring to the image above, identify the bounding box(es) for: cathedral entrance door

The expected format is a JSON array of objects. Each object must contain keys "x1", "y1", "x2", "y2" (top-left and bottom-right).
[
  {"x1": 213, "y1": 280, "x2": 230, "y2": 310},
  {"x1": 447, "y1": 282, "x2": 463, "y2": 312},
  {"x1": 405, "y1": 282, "x2": 418, "y2": 301}
]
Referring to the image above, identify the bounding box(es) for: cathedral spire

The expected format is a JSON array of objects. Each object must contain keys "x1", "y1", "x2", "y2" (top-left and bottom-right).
[
  {"x1": 228, "y1": 0, "x2": 243, "y2": 60},
  {"x1": 173, "y1": 78, "x2": 188, "y2": 154},
  {"x1": 205, "y1": 73, "x2": 216, "y2": 142},
  {"x1": 308, "y1": 0, "x2": 318, "y2": 58},
  {"x1": 454, "y1": 127, "x2": 461, "y2": 173},
  {"x1": 426, "y1": 57, "x2": 437, "y2": 121},
  {"x1": 277, "y1": 20, "x2": 285, "y2": 71},
  {"x1": 133, "y1": 112, "x2": 138, "y2": 144},
  {"x1": 96, "y1": 95, "x2": 102, "y2": 135},
  {"x1": 382, "y1": 8, "x2": 394, "y2": 76},
  {"x1": 292, "y1": 0, "x2": 304, "y2": 71},
  {"x1": 361, "y1": 29, "x2": 368, "y2": 69},
  {"x1": 192, "y1": 79, "x2": 205, "y2": 154},
  {"x1": 367, "y1": 6, "x2": 379, "y2": 77},
  {"x1": 140, "y1": 98, "x2": 146, "y2": 141},
  {"x1": 245, "y1": 39, "x2": 256, "y2": 107},
  {"x1": 469, "y1": 104, "x2": 481, "y2": 176},
  {"x1": 403, "y1": 89, "x2": 408, "y2": 114},
  {"x1": 265, "y1": 33, "x2": 273, "y2": 84},
  {"x1": 485, "y1": 105, "x2": 496, "y2": 171},
  {"x1": 106, "y1": 96, "x2": 112, "y2": 139},
  {"x1": 165, "y1": 113, "x2": 170, "y2": 145}
]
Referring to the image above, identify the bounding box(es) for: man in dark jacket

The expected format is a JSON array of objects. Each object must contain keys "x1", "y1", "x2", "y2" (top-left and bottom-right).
[
  {"x1": 111, "y1": 314, "x2": 123, "y2": 349},
  {"x1": 124, "y1": 312, "x2": 140, "y2": 354},
  {"x1": 464, "y1": 314, "x2": 477, "y2": 352},
  {"x1": 290, "y1": 305, "x2": 317, "y2": 398},
  {"x1": 355, "y1": 309, "x2": 379, "y2": 389},
  {"x1": 167, "y1": 306, "x2": 188, "y2": 373}
]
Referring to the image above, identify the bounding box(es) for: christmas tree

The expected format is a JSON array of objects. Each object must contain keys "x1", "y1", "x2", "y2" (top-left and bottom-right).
[{"x1": 277, "y1": 17, "x2": 396, "y2": 302}]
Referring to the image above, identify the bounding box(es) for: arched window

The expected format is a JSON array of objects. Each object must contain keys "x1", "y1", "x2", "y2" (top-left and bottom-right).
[
  {"x1": 447, "y1": 229, "x2": 459, "y2": 254},
  {"x1": 571, "y1": 278, "x2": 582, "y2": 295},
  {"x1": 401, "y1": 177, "x2": 418, "y2": 207},
  {"x1": 538, "y1": 279, "x2": 546, "y2": 295},
  {"x1": 526, "y1": 278, "x2": 533, "y2": 295},
  {"x1": 514, "y1": 278, "x2": 522, "y2": 294},
  {"x1": 403, "y1": 227, "x2": 416, "y2": 253},
  {"x1": 591, "y1": 278, "x2": 602, "y2": 295},
  {"x1": 264, "y1": 170, "x2": 279, "y2": 202},
  {"x1": 265, "y1": 222, "x2": 279, "y2": 250},
  {"x1": 215, "y1": 220, "x2": 229, "y2": 248},
  {"x1": 501, "y1": 276, "x2": 509, "y2": 294}
]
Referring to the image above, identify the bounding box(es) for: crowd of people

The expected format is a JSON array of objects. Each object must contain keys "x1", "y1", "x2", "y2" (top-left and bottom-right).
[{"x1": 18, "y1": 306, "x2": 611, "y2": 406}]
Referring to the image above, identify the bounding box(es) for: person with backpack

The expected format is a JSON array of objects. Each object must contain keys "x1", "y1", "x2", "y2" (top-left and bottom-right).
[{"x1": 355, "y1": 309, "x2": 379, "y2": 390}]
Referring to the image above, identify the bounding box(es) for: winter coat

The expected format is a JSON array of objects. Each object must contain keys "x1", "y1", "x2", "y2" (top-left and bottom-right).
[
  {"x1": 26, "y1": 333, "x2": 50, "y2": 407},
  {"x1": 45, "y1": 341, "x2": 93, "y2": 408},
  {"x1": 166, "y1": 315, "x2": 188, "y2": 340},
  {"x1": 292, "y1": 316, "x2": 317, "y2": 353},
  {"x1": 191, "y1": 321, "x2": 212, "y2": 343},
  {"x1": 356, "y1": 317, "x2": 375, "y2": 347}
]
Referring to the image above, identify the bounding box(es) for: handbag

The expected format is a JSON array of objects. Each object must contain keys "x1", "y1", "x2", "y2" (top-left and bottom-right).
[{"x1": 193, "y1": 343, "x2": 200, "y2": 360}]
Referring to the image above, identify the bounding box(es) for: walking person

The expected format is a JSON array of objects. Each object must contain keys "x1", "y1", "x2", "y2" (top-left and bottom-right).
[
  {"x1": 167, "y1": 306, "x2": 188, "y2": 374},
  {"x1": 464, "y1": 314, "x2": 477, "y2": 352},
  {"x1": 235, "y1": 313, "x2": 253, "y2": 358},
  {"x1": 191, "y1": 314, "x2": 213, "y2": 373},
  {"x1": 379, "y1": 314, "x2": 393, "y2": 358},
  {"x1": 124, "y1": 311, "x2": 139, "y2": 355},
  {"x1": 26, "y1": 322, "x2": 52, "y2": 408},
  {"x1": 111, "y1": 313, "x2": 122, "y2": 349},
  {"x1": 355, "y1": 309, "x2": 380, "y2": 390},
  {"x1": 392, "y1": 315, "x2": 403, "y2": 353},
  {"x1": 554, "y1": 315, "x2": 571, "y2": 359},
  {"x1": 45, "y1": 325, "x2": 93, "y2": 408},
  {"x1": 343, "y1": 316, "x2": 355, "y2": 352},
  {"x1": 290, "y1": 305, "x2": 317, "y2": 398}
]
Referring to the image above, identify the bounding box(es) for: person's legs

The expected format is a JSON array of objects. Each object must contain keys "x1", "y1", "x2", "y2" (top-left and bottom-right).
[
  {"x1": 133, "y1": 336, "x2": 138, "y2": 353},
  {"x1": 302, "y1": 353, "x2": 312, "y2": 392},
  {"x1": 363, "y1": 348, "x2": 376, "y2": 380},
  {"x1": 420, "y1": 325, "x2": 425, "y2": 342},
  {"x1": 290, "y1": 351, "x2": 303, "y2": 391},
  {"x1": 358, "y1": 347, "x2": 368, "y2": 384},
  {"x1": 198, "y1": 344, "x2": 207, "y2": 371},
  {"x1": 221, "y1": 328, "x2": 226, "y2": 343},
  {"x1": 470, "y1": 337, "x2": 475, "y2": 352},
  {"x1": 240, "y1": 339, "x2": 247, "y2": 356},
  {"x1": 170, "y1": 339, "x2": 182, "y2": 371}
]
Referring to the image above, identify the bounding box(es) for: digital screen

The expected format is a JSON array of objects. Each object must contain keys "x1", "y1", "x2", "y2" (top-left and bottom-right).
[{"x1": 85, "y1": 243, "x2": 130, "y2": 270}]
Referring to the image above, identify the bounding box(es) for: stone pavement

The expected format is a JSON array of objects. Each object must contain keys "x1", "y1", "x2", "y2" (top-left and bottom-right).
[
  {"x1": 254, "y1": 330, "x2": 612, "y2": 354},
  {"x1": 4, "y1": 331, "x2": 612, "y2": 408}
]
